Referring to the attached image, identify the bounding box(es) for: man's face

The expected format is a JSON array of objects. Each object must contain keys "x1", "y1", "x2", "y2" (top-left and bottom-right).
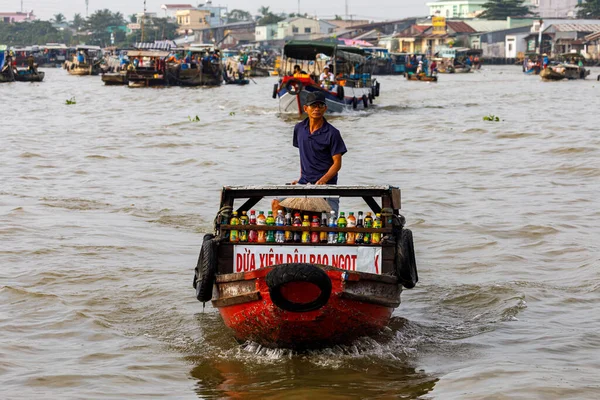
[{"x1": 304, "y1": 102, "x2": 327, "y2": 118}]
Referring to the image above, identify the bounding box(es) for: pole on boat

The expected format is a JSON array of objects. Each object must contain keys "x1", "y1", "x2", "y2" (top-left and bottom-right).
[{"x1": 141, "y1": 0, "x2": 147, "y2": 42}]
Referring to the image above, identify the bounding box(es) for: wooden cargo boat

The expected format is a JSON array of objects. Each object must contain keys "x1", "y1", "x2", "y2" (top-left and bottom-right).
[
  {"x1": 406, "y1": 73, "x2": 437, "y2": 82},
  {"x1": 541, "y1": 63, "x2": 589, "y2": 81},
  {"x1": 274, "y1": 41, "x2": 379, "y2": 115},
  {"x1": 0, "y1": 45, "x2": 16, "y2": 82},
  {"x1": 165, "y1": 45, "x2": 223, "y2": 87},
  {"x1": 101, "y1": 71, "x2": 128, "y2": 85},
  {"x1": 193, "y1": 185, "x2": 418, "y2": 349},
  {"x1": 64, "y1": 45, "x2": 103, "y2": 76},
  {"x1": 126, "y1": 50, "x2": 169, "y2": 88}
]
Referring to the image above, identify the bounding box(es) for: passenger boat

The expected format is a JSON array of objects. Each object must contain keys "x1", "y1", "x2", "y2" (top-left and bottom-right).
[
  {"x1": 63, "y1": 45, "x2": 103, "y2": 75},
  {"x1": 225, "y1": 78, "x2": 250, "y2": 85},
  {"x1": 165, "y1": 44, "x2": 223, "y2": 87},
  {"x1": 406, "y1": 72, "x2": 437, "y2": 82},
  {"x1": 274, "y1": 41, "x2": 379, "y2": 115},
  {"x1": 193, "y1": 185, "x2": 418, "y2": 349}
]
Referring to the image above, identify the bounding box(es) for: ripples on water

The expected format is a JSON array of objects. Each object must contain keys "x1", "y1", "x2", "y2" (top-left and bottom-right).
[{"x1": 1, "y1": 67, "x2": 600, "y2": 399}]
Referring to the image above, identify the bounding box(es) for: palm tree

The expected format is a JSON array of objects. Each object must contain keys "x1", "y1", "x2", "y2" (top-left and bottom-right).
[
  {"x1": 258, "y1": 6, "x2": 271, "y2": 17},
  {"x1": 52, "y1": 13, "x2": 66, "y2": 24},
  {"x1": 71, "y1": 13, "x2": 85, "y2": 30},
  {"x1": 129, "y1": 14, "x2": 137, "y2": 23}
]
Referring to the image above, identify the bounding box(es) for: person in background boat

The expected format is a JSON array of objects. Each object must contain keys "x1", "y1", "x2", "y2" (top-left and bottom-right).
[
  {"x1": 465, "y1": 56, "x2": 472, "y2": 67},
  {"x1": 319, "y1": 66, "x2": 334, "y2": 89},
  {"x1": 77, "y1": 51, "x2": 85, "y2": 65},
  {"x1": 237, "y1": 59, "x2": 245, "y2": 80},
  {"x1": 293, "y1": 64, "x2": 306, "y2": 77},
  {"x1": 474, "y1": 55, "x2": 480, "y2": 68},
  {"x1": 26, "y1": 54, "x2": 37, "y2": 73},
  {"x1": 272, "y1": 92, "x2": 347, "y2": 214},
  {"x1": 416, "y1": 60, "x2": 423, "y2": 74},
  {"x1": 543, "y1": 54, "x2": 549, "y2": 69},
  {"x1": 429, "y1": 59, "x2": 437, "y2": 76}
]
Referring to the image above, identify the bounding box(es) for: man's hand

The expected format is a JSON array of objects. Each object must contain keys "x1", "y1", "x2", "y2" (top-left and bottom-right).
[
  {"x1": 315, "y1": 179, "x2": 327, "y2": 185},
  {"x1": 290, "y1": 179, "x2": 299, "y2": 185}
]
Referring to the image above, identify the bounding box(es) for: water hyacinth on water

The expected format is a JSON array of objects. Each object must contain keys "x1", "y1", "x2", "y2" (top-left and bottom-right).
[{"x1": 483, "y1": 114, "x2": 500, "y2": 121}]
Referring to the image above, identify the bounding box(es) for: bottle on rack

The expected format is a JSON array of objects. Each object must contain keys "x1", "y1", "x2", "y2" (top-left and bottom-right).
[
  {"x1": 248, "y1": 210, "x2": 257, "y2": 242},
  {"x1": 372, "y1": 213, "x2": 382, "y2": 244},
  {"x1": 266, "y1": 211, "x2": 275, "y2": 243},
  {"x1": 320, "y1": 213, "x2": 328, "y2": 243},
  {"x1": 257, "y1": 211, "x2": 266, "y2": 243},
  {"x1": 229, "y1": 211, "x2": 239, "y2": 242},
  {"x1": 346, "y1": 211, "x2": 356, "y2": 244},
  {"x1": 301, "y1": 215, "x2": 311, "y2": 243},
  {"x1": 275, "y1": 210, "x2": 285, "y2": 243},
  {"x1": 337, "y1": 212, "x2": 347, "y2": 243},
  {"x1": 355, "y1": 211, "x2": 364, "y2": 244},
  {"x1": 311, "y1": 215, "x2": 320, "y2": 243},
  {"x1": 363, "y1": 212, "x2": 373, "y2": 244},
  {"x1": 284, "y1": 212, "x2": 293, "y2": 243},
  {"x1": 239, "y1": 211, "x2": 249, "y2": 242},
  {"x1": 327, "y1": 211, "x2": 337, "y2": 244},
  {"x1": 293, "y1": 213, "x2": 302, "y2": 243}
]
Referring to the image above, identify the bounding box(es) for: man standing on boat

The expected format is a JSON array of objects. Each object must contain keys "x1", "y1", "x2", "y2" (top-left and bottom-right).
[{"x1": 273, "y1": 92, "x2": 347, "y2": 213}]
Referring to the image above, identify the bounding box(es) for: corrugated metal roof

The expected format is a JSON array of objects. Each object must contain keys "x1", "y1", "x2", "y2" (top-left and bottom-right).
[
  {"x1": 584, "y1": 31, "x2": 600, "y2": 42},
  {"x1": 548, "y1": 24, "x2": 600, "y2": 32},
  {"x1": 446, "y1": 21, "x2": 477, "y2": 33}
]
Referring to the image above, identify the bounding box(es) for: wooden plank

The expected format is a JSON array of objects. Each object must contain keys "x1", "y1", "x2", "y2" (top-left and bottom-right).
[
  {"x1": 391, "y1": 188, "x2": 401, "y2": 210},
  {"x1": 236, "y1": 197, "x2": 262, "y2": 213},
  {"x1": 212, "y1": 291, "x2": 261, "y2": 308},
  {"x1": 362, "y1": 196, "x2": 382, "y2": 214},
  {"x1": 222, "y1": 185, "x2": 398, "y2": 199}
]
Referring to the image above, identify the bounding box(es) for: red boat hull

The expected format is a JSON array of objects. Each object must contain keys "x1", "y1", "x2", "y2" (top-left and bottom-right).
[{"x1": 212, "y1": 265, "x2": 401, "y2": 349}]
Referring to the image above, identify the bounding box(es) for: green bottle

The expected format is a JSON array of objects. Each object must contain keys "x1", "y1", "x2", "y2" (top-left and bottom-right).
[
  {"x1": 266, "y1": 211, "x2": 275, "y2": 243},
  {"x1": 337, "y1": 212, "x2": 347, "y2": 244},
  {"x1": 230, "y1": 211, "x2": 239, "y2": 242}
]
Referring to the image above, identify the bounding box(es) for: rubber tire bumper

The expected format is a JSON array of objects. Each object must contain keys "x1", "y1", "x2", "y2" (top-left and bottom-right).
[
  {"x1": 266, "y1": 263, "x2": 332, "y2": 312},
  {"x1": 286, "y1": 79, "x2": 303, "y2": 95},
  {"x1": 395, "y1": 229, "x2": 418, "y2": 289},
  {"x1": 272, "y1": 83, "x2": 278, "y2": 98},
  {"x1": 362, "y1": 94, "x2": 368, "y2": 108},
  {"x1": 193, "y1": 234, "x2": 218, "y2": 302},
  {"x1": 336, "y1": 85, "x2": 344, "y2": 100}
]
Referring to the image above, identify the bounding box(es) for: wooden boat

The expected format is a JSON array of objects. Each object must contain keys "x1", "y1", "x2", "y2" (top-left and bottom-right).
[
  {"x1": 193, "y1": 185, "x2": 418, "y2": 349},
  {"x1": 165, "y1": 44, "x2": 223, "y2": 86},
  {"x1": 1, "y1": 47, "x2": 16, "y2": 82},
  {"x1": 406, "y1": 73, "x2": 437, "y2": 82},
  {"x1": 541, "y1": 64, "x2": 590, "y2": 81},
  {"x1": 64, "y1": 45, "x2": 103, "y2": 76},
  {"x1": 126, "y1": 50, "x2": 169, "y2": 88},
  {"x1": 225, "y1": 78, "x2": 250, "y2": 85},
  {"x1": 101, "y1": 71, "x2": 128, "y2": 85},
  {"x1": 275, "y1": 41, "x2": 379, "y2": 115},
  {"x1": 14, "y1": 69, "x2": 44, "y2": 82}
]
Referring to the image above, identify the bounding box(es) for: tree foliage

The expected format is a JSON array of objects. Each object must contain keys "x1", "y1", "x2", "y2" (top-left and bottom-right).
[
  {"x1": 86, "y1": 9, "x2": 126, "y2": 45},
  {"x1": 479, "y1": 0, "x2": 535, "y2": 19},
  {"x1": 228, "y1": 9, "x2": 252, "y2": 22},
  {"x1": 577, "y1": 0, "x2": 600, "y2": 18},
  {"x1": 0, "y1": 20, "x2": 70, "y2": 45},
  {"x1": 52, "y1": 13, "x2": 66, "y2": 24},
  {"x1": 257, "y1": 6, "x2": 285, "y2": 25}
]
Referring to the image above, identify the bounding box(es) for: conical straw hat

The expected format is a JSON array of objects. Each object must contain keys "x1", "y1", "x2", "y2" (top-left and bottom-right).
[{"x1": 279, "y1": 197, "x2": 332, "y2": 213}]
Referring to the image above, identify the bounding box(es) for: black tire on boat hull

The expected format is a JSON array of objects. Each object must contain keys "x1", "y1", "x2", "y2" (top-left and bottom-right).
[
  {"x1": 337, "y1": 85, "x2": 344, "y2": 100},
  {"x1": 375, "y1": 81, "x2": 380, "y2": 97},
  {"x1": 362, "y1": 95, "x2": 368, "y2": 108},
  {"x1": 352, "y1": 97, "x2": 358, "y2": 109},
  {"x1": 395, "y1": 229, "x2": 418, "y2": 289},
  {"x1": 286, "y1": 79, "x2": 302, "y2": 95},
  {"x1": 272, "y1": 83, "x2": 278, "y2": 98},
  {"x1": 194, "y1": 234, "x2": 218, "y2": 302},
  {"x1": 266, "y1": 263, "x2": 332, "y2": 312}
]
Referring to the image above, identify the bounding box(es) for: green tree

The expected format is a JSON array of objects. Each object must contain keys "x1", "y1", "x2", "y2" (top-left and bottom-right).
[
  {"x1": 479, "y1": 0, "x2": 535, "y2": 19},
  {"x1": 227, "y1": 9, "x2": 252, "y2": 22},
  {"x1": 0, "y1": 20, "x2": 62, "y2": 45},
  {"x1": 257, "y1": 6, "x2": 285, "y2": 25},
  {"x1": 334, "y1": 15, "x2": 342, "y2": 20},
  {"x1": 52, "y1": 13, "x2": 66, "y2": 24},
  {"x1": 577, "y1": 0, "x2": 600, "y2": 17},
  {"x1": 86, "y1": 9, "x2": 126, "y2": 46},
  {"x1": 71, "y1": 13, "x2": 86, "y2": 30},
  {"x1": 129, "y1": 14, "x2": 137, "y2": 23}
]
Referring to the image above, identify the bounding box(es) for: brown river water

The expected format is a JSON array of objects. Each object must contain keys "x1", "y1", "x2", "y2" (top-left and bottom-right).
[{"x1": 1, "y1": 67, "x2": 600, "y2": 399}]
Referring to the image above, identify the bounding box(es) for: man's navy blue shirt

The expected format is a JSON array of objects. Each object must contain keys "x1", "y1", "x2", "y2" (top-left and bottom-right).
[{"x1": 293, "y1": 118, "x2": 347, "y2": 184}]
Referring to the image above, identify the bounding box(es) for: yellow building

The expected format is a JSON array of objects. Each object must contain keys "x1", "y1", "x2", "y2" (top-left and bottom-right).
[{"x1": 176, "y1": 9, "x2": 211, "y2": 34}]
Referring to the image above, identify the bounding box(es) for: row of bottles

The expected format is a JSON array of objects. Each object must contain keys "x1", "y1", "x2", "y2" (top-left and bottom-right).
[{"x1": 227, "y1": 210, "x2": 383, "y2": 244}]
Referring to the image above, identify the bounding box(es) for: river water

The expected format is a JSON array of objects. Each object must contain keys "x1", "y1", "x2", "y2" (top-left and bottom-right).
[{"x1": 1, "y1": 67, "x2": 600, "y2": 399}]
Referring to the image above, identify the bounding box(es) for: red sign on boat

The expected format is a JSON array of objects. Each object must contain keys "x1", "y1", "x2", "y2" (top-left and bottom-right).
[{"x1": 234, "y1": 245, "x2": 382, "y2": 274}]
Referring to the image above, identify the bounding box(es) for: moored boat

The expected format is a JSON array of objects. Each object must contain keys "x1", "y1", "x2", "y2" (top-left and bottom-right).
[
  {"x1": 126, "y1": 50, "x2": 169, "y2": 87},
  {"x1": 165, "y1": 44, "x2": 223, "y2": 86},
  {"x1": 101, "y1": 71, "x2": 128, "y2": 85},
  {"x1": 64, "y1": 45, "x2": 103, "y2": 76},
  {"x1": 274, "y1": 41, "x2": 379, "y2": 115},
  {"x1": 193, "y1": 185, "x2": 418, "y2": 349},
  {"x1": 541, "y1": 63, "x2": 590, "y2": 81}
]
